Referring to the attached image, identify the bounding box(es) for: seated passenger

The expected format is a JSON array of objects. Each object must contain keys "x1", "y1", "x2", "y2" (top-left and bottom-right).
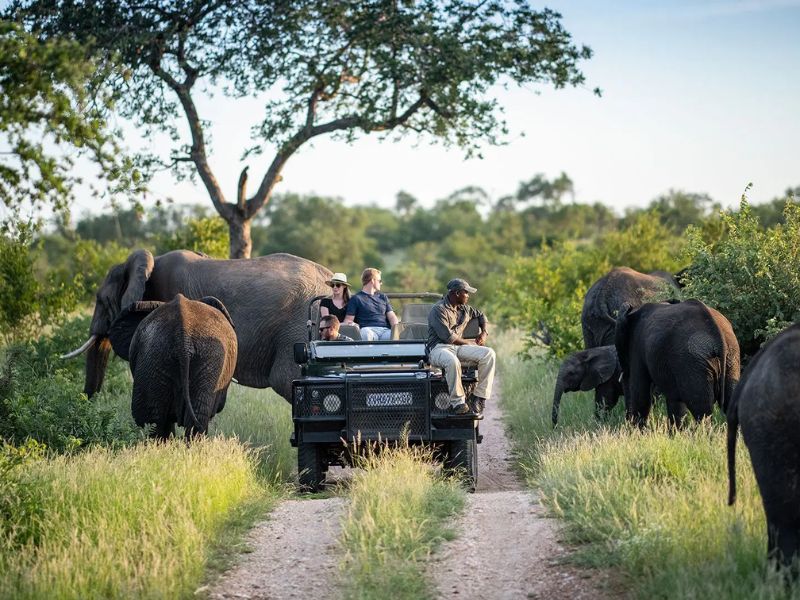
[
  {"x1": 319, "y1": 315, "x2": 353, "y2": 342},
  {"x1": 320, "y1": 272, "x2": 351, "y2": 323},
  {"x1": 427, "y1": 278, "x2": 495, "y2": 416},
  {"x1": 343, "y1": 267, "x2": 398, "y2": 341}
]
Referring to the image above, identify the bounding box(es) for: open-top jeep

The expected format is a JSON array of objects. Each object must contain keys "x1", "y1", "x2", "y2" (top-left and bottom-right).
[{"x1": 291, "y1": 293, "x2": 483, "y2": 492}]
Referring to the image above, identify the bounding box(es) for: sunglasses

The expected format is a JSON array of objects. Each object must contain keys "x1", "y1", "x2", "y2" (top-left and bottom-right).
[
  {"x1": 319, "y1": 326, "x2": 332, "y2": 332},
  {"x1": 332, "y1": 283, "x2": 344, "y2": 288}
]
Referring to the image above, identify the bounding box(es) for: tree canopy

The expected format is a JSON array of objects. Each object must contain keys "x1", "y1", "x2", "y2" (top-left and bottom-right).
[
  {"x1": 0, "y1": 19, "x2": 138, "y2": 225},
  {"x1": 7, "y1": 0, "x2": 596, "y2": 257}
]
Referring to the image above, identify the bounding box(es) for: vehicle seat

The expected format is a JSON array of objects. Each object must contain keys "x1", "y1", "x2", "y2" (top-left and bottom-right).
[
  {"x1": 401, "y1": 303, "x2": 435, "y2": 324},
  {"x1": 391, "y1": 322, "x2": 428, "y2": 340},
  {"x1": 339, "y1": 323, "x2": 362, "y2": 341}
]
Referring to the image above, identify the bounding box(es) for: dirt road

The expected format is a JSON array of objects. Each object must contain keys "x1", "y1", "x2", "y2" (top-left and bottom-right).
[
  {"x1": 431, "y1": 379, "x2": 614, "y2": 599},
  {"x1": 207, "y1": 377, "x2": 615, "y2": 599}
]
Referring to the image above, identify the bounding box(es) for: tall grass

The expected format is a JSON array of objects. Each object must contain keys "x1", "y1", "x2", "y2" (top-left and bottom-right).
[
  {"x1": 209, "y1": 384, "x2": 295, "y2": 483},
  {"x1": 496, "y1": 330, "x2": 797, "y2": 599},
  {"x1": 0, "y1": 438, "x2": 276, "y2": 599},
  {"x1": 339, "y1": 444, "x2": 465, "y2": 600}
]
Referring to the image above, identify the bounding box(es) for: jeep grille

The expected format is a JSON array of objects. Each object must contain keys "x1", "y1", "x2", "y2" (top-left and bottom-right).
[
  {"x1": 294, "y1": 384, "x2": 346, "y2": 417},
  {"x1": 348, "y1": 380, "x2": 429, "y2": 440}
]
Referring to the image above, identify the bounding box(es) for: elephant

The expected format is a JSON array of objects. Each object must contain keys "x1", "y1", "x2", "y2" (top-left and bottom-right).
[
  {"x1": 108, "y1": 294, "x2": 237, "y2": 439},
  {"x1": 61, "y1": 249, "x2": 331, "y2": 402},
  {"x1": 727, "y1": 324, "x2": 800, "y2": 573},
  {"x1": 551, "y1": 345, "x2": 621, "y2": 426},
  {"x1": 615, "y1": 299, "x2": 740, "y2": 428},
  {"x1": 582, "y1": 267, "x2": 682, "y2": 349}
]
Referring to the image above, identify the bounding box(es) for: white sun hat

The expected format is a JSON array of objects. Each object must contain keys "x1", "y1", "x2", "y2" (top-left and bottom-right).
[{"x1": 326, "y1": 272, "x2": 351, "y2": 287}]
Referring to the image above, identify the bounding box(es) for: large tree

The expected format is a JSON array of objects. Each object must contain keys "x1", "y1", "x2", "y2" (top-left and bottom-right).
[{"x1": 8, "y1": 0, "x2": 596, "y2": 258}]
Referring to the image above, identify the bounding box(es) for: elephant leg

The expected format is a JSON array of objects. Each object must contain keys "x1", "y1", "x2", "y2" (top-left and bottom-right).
[
  {"x1": 153, "y1": 421, "x2": 175, "y2": 441},
  {"x1": 626, "y1": 367, "x2": 653, "y2": 428},
  {"x1": 665, "y1": 398, "x2": 688, "y2": 430},
  {"x1": 678, "y1": 370, "x2": 715, "y2": 423},
  {"x1": 268, "y1": 343, "x2": 301, "y2": 402},
  {"x1": 774, "y1": 523, "x2": 800, "y2": 573},
  {"x1": 594, "y1": 382, "x2": 620, "y2": 420}
]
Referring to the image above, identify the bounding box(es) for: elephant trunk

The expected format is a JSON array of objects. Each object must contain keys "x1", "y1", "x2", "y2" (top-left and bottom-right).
[
  {"x1": 84, "y1": 337, "x2": 112, "y2": 398},
  {"x1": 552, "y1": 373, "x2": 565, "y2": 427}
]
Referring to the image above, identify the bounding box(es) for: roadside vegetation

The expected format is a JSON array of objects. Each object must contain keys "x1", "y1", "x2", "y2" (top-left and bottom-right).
[
  {"x1": 339, "y1": 443, "x2": 465, "y2": 600},
  {"x1": 496, "y1": 330, "x2": 795, "y2": 599}
]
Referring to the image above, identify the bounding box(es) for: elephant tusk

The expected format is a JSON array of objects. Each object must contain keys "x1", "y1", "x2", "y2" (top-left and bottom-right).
[
  {"x1": 60, "y1": 335, "x2": 97, "y2": 359},
  {"x1": 618, "y1": 372, "x2": 624, "y2": 383}
]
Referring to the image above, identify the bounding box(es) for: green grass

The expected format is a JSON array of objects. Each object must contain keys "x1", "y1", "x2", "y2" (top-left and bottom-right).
[
  {"x1": 339, "y1": 443, "x2": 466, "y2": 600},
  {"x1": 496, "y1": 329, "x2": 799, "y2": 599},
  {"x1": 209, "y1": 384, "x2": 295, "y2": 484},
  {"x1": 0, "y1": 438, "x2": 279, "y2": 599}
]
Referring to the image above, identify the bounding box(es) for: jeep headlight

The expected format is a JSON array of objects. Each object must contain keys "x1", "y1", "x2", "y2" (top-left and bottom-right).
[
  {"x1": 434, "y1": 391, "x2": 450, "y2": 410},
  {"x1": 323, "y1": 393, "x2": 342, "y2": 413}
]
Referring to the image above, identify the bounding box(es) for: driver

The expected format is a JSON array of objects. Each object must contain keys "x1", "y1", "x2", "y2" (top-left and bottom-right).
[
  {"x1": 319, "y1": 315, "x2": 353, "y2": 342},
  {"x1": 427, "y1": 279, "x2": 495, "y2": 415}
]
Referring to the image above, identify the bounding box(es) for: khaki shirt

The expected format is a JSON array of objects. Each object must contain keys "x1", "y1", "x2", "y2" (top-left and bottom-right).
[{"x1": 427, "y1": 297, "x2": 487, "y2": 352}]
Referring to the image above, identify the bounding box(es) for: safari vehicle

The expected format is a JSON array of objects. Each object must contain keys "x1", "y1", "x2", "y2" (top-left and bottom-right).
[{"x1": 290, "y1": 293, "x2": 483, "y2": 492}]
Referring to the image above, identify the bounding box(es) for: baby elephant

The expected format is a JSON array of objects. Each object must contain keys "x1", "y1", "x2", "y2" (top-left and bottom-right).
[
  {"x1": 109, "y1": 294, "x2": 237, "y2": 440},
  {"x1": 551, "y1": 345, "x2": 621, "y2": 426},
  {"x1": 728, "y1": 324, "x2": 800, "y2": 573}
]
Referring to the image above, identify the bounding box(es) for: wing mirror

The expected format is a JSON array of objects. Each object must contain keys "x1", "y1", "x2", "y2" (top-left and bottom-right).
[{"x1": 294, "y1": 342, "x2": 309, "y2": 365}]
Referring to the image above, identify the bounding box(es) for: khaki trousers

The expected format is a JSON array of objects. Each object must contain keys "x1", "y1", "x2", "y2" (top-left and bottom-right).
[{"x1": 429, "y1": 343, "x2": 496, "y2": 405}]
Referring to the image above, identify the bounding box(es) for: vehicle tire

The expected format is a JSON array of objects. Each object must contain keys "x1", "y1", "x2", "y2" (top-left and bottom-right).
[
  {"x1": 444, "y1": 431, "x2": 478, "y2": 492},
  {"x1": 298, "y1": 442, "x2": 325, "y2": 492}
]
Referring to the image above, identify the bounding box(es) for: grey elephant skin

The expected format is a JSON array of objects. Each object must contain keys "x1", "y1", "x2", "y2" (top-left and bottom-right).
[
  {"x1": 615, "y1": 299, "x2": 740, "y2": 427},
  {"x1": 72, "y1": 249, "x2": 331, "y2": 401},
  {"x1": 582, "y1": 267, "x2": 681, "y2": 349},
  {"x1": 108, "y1": 295, "x2": 238, "y2": 439},
  {"x1": 727, "y1": 324, "x2": 800, "y2": 572},
  {"x1": 551, "y1": 345, "x2": 620, "y2": 426}
]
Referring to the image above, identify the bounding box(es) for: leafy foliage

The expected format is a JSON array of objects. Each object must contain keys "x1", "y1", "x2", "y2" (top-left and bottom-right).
[
  {"x1": 0, "y1": 20, "x2": 141, "y2": 218},
  {"x1": 486, "y1": 212, "x2": 684, "y2": 358},
  {"x1": 157, "y1": 215, "x2": 230, "y2": 258},
  {"x1": 0, "y1": 224, "x2": 80, "y2": 342},
  {"x1": 8, "y1": 1, "x2": 595, "y2": 256},
  {"x1": 0, "y1": 316, "x2": 141, "y2": 452},
  {"x1": 684, "y1": 197, "x2": 800, "y2": 356}
]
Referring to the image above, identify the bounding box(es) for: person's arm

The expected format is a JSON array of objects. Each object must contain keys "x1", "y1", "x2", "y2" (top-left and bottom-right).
[
  {"x1": 386, "y1": 310, "x2": 399, "y2": 327},
  {"x1": 343, "y1": 297, "x2": 356, "y2": 325},
  {"x1": 320, "y1": 306, "x2": 330, "y2": 318},
  {"x1": 472, "y1": 307, "x2": 489, "y2": 346}
]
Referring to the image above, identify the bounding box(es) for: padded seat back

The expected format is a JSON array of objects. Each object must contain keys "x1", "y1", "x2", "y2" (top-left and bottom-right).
[
  {"x1": 390, "y1": 322, "x2": 428, "y2": 340},
  {"x1": 338, "y1": 323, "x2": 362, "y2": 341},
  {"x1": 401, "y1": 303, "x2": 435, "y2": 324}
]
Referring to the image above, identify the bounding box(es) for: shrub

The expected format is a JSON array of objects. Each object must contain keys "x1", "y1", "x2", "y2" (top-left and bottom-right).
[
  {"x1": 487, "y1": 212, "x2": 684, "y2": 358},
  {"x1": 0, "y1": 315, "x2": 141, "y2": 452},
  {"x1": 0, "y1": 225, "x2": 84, "y2": 343},
  {"x1": 158, "y1": 215, "x2": 230, "y2": 258},
  {"x1": 684, "y1": 197, "x2": 800, "y2": 357}
]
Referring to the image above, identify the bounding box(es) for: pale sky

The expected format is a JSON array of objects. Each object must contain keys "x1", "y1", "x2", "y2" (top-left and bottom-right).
[{"x1": 73, "y1": 0, "x2": 800, "y2": 218}]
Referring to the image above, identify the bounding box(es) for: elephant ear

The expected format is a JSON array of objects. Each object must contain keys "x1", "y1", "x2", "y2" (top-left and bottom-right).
[
  {"x1": 579, "y1": 346, "x2": 619, "y2": 391},
  {"x1": 120, "y1": 249, "x2": 155, "y2": 311},
  {"x1": 108, "y1": 301, "x2": 163, "y2": 361},
  {"x1": 199, "y1": 296, "x2": 235, "y2": 329}
]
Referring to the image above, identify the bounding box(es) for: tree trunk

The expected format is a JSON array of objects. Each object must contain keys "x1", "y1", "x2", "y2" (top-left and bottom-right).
[{"x1": 227, "y1": 212, "x2": 252, "y2": 259}]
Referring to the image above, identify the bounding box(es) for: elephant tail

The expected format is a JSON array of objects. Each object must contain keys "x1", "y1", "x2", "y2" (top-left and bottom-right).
[
  {"x1": 180, "y1": 354, "x2": 203, "y2": 434},
  {"x1": 727, "y1": 406, "x2": 738, "y2": 506}
]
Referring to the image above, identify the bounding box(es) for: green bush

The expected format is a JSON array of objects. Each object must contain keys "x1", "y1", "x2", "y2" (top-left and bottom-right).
[
  {"x1": 0, "y1": 315, "x2": 141, "y2": 452},
  {"x1": 487, "y1": 212, "x2": 684, "y2": 358},
  {"x1": 158, "y1": 215, "x2": 230, "y2": 258},
  {"x1": 684, "y1": 198, "x2": 800, "y2": 356},
  {"x1": 0, "y1": 439, "x2": 46, "y2": 549},
  {"x1": 0, "y1": 226, "x2": 80, "y2": 342}
]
